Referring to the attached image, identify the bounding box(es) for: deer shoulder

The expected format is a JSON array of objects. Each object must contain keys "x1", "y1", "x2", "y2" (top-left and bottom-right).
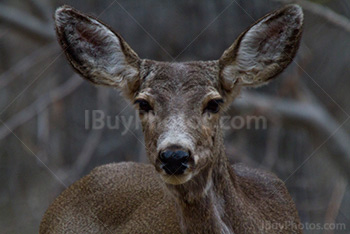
[{"x1": 40, "y1": 162, "x2": 181, "y2": 233}]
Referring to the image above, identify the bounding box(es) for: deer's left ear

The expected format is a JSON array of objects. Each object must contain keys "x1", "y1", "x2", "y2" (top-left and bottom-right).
[
  {"x1": 219, "y1": 5, "x2": 303, "y2": 90},
  {"x1": 54, "y1": 5, "x2": 141, "y2": 98}
]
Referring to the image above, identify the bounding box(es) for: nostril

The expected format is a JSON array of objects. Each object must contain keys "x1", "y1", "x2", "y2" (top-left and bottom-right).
[
  {"x1": 159, "y1": 150, "x2": 174, "y2": 162},
  {"x1": 159, "y1": 150, "x2": 189, "y2": 163},
  {"x1": 173, "y1": 151, "x2": 189, "y2": 163},
  {"x1": 158, "y1": 149, "x2": 191, "y2": 175}
]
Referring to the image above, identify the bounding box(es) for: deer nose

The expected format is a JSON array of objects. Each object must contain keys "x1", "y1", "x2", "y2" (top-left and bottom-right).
[{"x1": 159, "y1": 148, "x2": 190, "y2": 175}]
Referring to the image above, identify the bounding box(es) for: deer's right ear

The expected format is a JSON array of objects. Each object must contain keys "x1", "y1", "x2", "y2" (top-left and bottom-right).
[{"x1": 54, "y1": 6, "x2": 141, "y2": 97}]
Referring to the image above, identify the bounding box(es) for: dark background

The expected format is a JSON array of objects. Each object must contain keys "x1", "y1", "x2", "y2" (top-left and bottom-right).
[{"x1": 0, "y1": 0, "x2": 350, "y2": 233}]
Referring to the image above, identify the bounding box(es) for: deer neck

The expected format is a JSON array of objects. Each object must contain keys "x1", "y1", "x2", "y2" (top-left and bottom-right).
[{"x1": 165, "y1": 142, "x2": 238, "y2": 233}]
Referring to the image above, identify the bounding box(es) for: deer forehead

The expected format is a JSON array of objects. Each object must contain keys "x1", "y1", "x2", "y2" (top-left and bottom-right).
[{"x1": 138, "y1": 60, "x2": 222, "y2": 102}]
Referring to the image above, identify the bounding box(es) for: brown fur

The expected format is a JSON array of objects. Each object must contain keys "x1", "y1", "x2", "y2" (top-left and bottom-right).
[
  {"x1": 40, "y1": 4, "x2": 304, "y2": 233},
  {"x1": 40, "y1": 162, "x2": 301, "y2": 233}
]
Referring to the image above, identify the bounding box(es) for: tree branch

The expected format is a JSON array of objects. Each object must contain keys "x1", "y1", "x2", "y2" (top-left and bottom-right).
[
  {"x1": 68, "y1": 89, "x2": 109, "y2": 180},
  {"x1": 0, "y1": 43, "x2": 58, "y2": 88},
  {"x1": 271, "y1": 0, "x2": 350, "y2": 33},
  {"x1": 233, "y1": 92, "x2": 350, "y2": 179},
  {"x1": 27, "y1": 0, "x2": 53, "y2": 21},
  {"x1": 324, "y1": 177, "x2": 347, "y2": 233},
  {"x1": 0, "y1": 75, "x2": 83, "y2": 140},
  {"x1": 0, "y1": 3, "x2": 54, "y2": 41}
]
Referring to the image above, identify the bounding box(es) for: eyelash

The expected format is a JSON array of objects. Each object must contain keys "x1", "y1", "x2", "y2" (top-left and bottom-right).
[
  {"x1": 204, "y1": 99, "x2": 224, "y2": 114},
  {"x1": 134, "y1": 98, "x2": 223, "y2": 114},
  {"x1": 134, "y1": 99, "x2": 153, "y2": 112}
]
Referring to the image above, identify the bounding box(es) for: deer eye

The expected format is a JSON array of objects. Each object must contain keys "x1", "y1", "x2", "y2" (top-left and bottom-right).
[
  {"x1": 204, "y1": 99, "x2": 223, "y2": 114},
  {"x1": 134, "y1": 99, "x2": 153, "y2": 112}
]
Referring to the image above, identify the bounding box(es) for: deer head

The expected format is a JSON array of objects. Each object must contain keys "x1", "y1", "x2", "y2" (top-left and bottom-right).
[{"x1": 54, "y1": 5, "x2": 303, "y2": 186}]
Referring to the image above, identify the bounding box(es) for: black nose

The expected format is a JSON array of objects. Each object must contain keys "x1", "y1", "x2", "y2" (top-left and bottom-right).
[{"x1": 159, "y1": 149, "x2": 190, "y2": 175}]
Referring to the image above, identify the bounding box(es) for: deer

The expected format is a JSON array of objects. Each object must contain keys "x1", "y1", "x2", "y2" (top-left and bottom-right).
[{"x1": 40, "y1": 4, "x2": 304, "y2": 234}]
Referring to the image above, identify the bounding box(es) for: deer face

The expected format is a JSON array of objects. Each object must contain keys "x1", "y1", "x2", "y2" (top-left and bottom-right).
[
  {"x1": 55, "y1": 5, "x2": 303, "y2": 184},
  {"x1": 135, "y1": 61, "x2": 231, "y2": 184}
]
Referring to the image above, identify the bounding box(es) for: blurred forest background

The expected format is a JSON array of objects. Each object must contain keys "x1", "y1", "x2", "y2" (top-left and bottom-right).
[{"x1": 1, "y1": 0, "x2": 350, "y2": 233}]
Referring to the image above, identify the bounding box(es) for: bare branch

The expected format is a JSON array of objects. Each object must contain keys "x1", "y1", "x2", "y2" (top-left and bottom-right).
[
  {"x1": 0, "y1": 43, "x2": 58, "y2": 88},
  {"x1": 64, "y1": 89, "x2": 109, "y2": 183},
  {"x1": 0, "y1": 75, "x2": 83, "y2": 140},
  {"x1": 70, "y1": 129, "x2": 103, "y2": 179},
  {"x1": 71, "y1": 91, "x2": 106, "y2": 176},
  {"x1": 261, "y1": 123, "x2": 281, "y2": 170},
  {"x1": 0, "y1": 3, "x2": 54, "y2": 41},
  {"x1": 27, "y1": 0, "x2": 53, "y2": 21},
  {"x1": 271, "y1": 0, "x2": 350, "y2": 33},
  {"x1": 324, "y1": 177, "x2": 347, "y2": 233},
  {"x1": 233, "y1": 92, "x2": 350, "y2": 179},
  {"x1": 36, "y1": 108, "x2": 50, "y2": 164}
]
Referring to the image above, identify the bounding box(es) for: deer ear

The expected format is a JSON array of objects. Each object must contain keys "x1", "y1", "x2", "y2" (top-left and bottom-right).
[
  {"x1": 54, "y1": 5, "x2": 141, "y2": 97},
  {"x1": 219, "y1": 5, "x2": 303, "y2": 90}
]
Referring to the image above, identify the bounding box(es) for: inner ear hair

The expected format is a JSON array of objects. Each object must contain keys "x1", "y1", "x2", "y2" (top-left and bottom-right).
[
  {"x1": 54, "y1": 5, "x2": 141, "y2": 96},
  {"x1": 219, "y1": 4, "x2": 303, "y2": 88}
]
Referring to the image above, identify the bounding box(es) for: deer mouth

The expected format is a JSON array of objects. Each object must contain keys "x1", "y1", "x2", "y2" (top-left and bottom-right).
[
  {"x1": 158, "y1": 172, "x2": 193, "y2": 185},
  {"x1": 155, "y1": 159, "x2": 195, "y2": 185}
]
